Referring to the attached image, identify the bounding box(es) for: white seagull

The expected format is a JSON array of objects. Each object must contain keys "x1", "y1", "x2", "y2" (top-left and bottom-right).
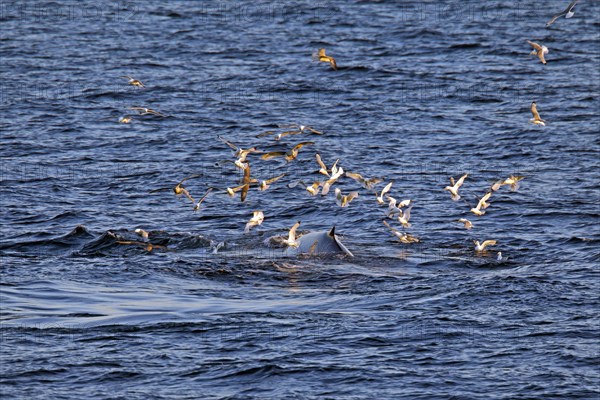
[
  {"x1": 444, "y1": 174, "x2": 468, "y2": 201},
  {"x1": 527, "y1": 41, "x2": 549, "y2": 65},
  {"x1": 135, "y1": 228, "x2": 149, "y2": 240},
  {"x1": 244, "y1": 211, "x2": 264, "y2": 233},
  {"x1": 398, "y1": 202, "x2": 414, "y2": 228},
  {"x1": 474, "y1": 240, "x2": 497, "y2": 252},
  {"x1": 321, "y1": 166, "x2": 344, "y2": 195},
  {"x1": 470, "y1": 192, "x2": 492, "y2": 216},
  {"x1": 283, "y1": 221, "x2": 301, "y2": 248}
]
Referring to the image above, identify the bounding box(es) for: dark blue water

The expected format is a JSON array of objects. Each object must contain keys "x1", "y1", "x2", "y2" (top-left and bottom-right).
[{"x1": 1, "y1": 1, "x2": 599, "y2": 398}]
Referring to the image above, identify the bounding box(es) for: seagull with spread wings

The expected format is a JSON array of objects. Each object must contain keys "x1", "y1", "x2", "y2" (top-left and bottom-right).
[
  {"x1": 470, "y1": 192, "x2": 492, "y2": 216},
  {"x1": 149, "y1": 174, "x2": 203, "y2": 206},
  {"x1": 527, "y1": 41, "x2": 549, "y2": 65},
  {"x1": 546, "y1": 0, "x2": 579, "y2": 27},
  {"x1": 474, "y1": 240, "x2": 497, "y2": 252},
  {"x1": 444, "y1": 174, "x2": 468, "y2": 201},
  {"x1": 120, "y1": 75, "x2": 144, "y2": 87},
  {"x1": 313, "y1": 48, "x2": 337, "y2": 70},
  {"x1": 261, "y1": 142, "x2": 315, "y2": 162}
]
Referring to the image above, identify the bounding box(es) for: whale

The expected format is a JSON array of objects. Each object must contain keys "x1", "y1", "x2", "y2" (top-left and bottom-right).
[{"x1": 284, "y1": 227, "x2": 353, "y2": 257}]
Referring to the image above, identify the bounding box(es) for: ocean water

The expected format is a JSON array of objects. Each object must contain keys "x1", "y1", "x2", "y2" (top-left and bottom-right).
[{"x1": 1, "y1": 1, "x2": 599, "y2": 399}]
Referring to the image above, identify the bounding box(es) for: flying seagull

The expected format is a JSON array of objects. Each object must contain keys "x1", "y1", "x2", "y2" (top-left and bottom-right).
[
  {"x1": 474, "y1": 240, "x2": 497, "y2": 252},
  {"x1": 470, "y1": 192, "x2": 492, "y2": 216},
  {"x1": 120, "y1": 75, "x2": 144, "y2": 87},
  {"x1": 129, "y1": 107, "x2": 166, "y2": 117},
  {"x1": 345, "y1": 171, "x2": 383, "y2": 190},
  {"x1": 259, "y1": 173, "x2": 286, "y2": 191},
  {"x1": 546, "y1": 0, "x2": 579, "y2": 27},
  {"x1": 245, "y1": 211, "x2": 264, "y2": 233},
  {"x1": 530, "y1": 101, "x2": 546, "y2": 126},
  {"x1": 313, "y1": 48, "x2": 337, "y2": 70},
  {"x1": 491, "y1": 175, "x2": 525, "y2": 192},
  {"x1": 383, "y1": 221, "x2": 420, "y2": 244},
  {"x1": 335, "y1": 188, "x2": 359, "y2": 207},
  {"x1": 458, "y1": 218, "x2": 473, "y2": 230},
  {"x1": 149, "y1": 174, "x2": 203, "y2": 206},
  {"x1": 527, "y1": 41, "x2": 549, "y2": 65},
  {"x1": 261, "y1": 142, "x2": 315, "y2": 162},
  {"x1": 444, "y1": 174, "x2": 468, "y2": 201}
]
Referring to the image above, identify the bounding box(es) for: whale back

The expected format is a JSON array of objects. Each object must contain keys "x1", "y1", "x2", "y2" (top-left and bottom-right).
[{"x1": 285, "y1": 227, "x2": 353, "y2": 257}]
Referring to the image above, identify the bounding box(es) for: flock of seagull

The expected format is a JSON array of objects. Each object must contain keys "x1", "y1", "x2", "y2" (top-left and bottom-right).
[{"x1": 113, "y1": 1, "x2": 581, "y2": 260}]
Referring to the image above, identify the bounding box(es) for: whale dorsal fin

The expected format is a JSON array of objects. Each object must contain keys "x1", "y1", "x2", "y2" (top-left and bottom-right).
[{"x1": 328, "y1": 226, "x2": 336, "y2": 237}]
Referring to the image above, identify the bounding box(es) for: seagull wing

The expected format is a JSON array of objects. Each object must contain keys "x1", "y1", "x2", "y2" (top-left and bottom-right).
[
  {"x1": 527, "y1": 40, "x2": 543, "y2": 51},
  {"x1": 546, "y1": 13, "x2": 564, "y2": 26},
  {"x1": 288, "y1": 221, "x2": 301, "y2": 243},
  {"x1": 381, "y1": 182, "x2": 393, "y2": 197},
  {"x1": 228, "y1": 184, "x2": 245, "y2": 194},
  {"x1": 481, "y1": 240, "x2": 497, "y2": 249},
  {"x1": 329, "y1": 57, "x2": 337, "y2": 70},
  {"x1": 345, "y1": 171, "x2": 364, "y2": 182},
  {"x1": 240, "y1": 184, "x2": 249, "y2": 202},
  {"x1": 477, "y1": 192, "x2": 492, "y2": 209},
  {"x1": 242, "y1": 163, "x2": 252, "y2": 184},
  {"x1": 335, "y1": 188, "x2": 343, "y2": 205},
  {"x1": 149, "y1": 187, "x2": 172, "y2": 194},
  {"x1": 178, "y1": 173, "x2": 203, "y2": 186},
  {"x1": 491, "y1": 180, "x2": 504, "y2": 191},
  {"x1": 315, "y1": 153, "x2": 329, "y2": 174},
  {"x1": 256, "y1": 131, "x2": 276, "y2": 138},
  {"x1": 288, "y1": 180, "x2": 306, "y2": 189},
  {"x1": 196, "y1": 188, "x2": 213, "y2": 207},
  {"x1": 293, "y1": 141, "x2": 315, "y2": 151},
  {"x1": 280, "y1": 130, "x2": 301, "y2": 136},
  {"x1": 217, "y1": 135, "x2": 238, "y2": 151},
  {"x1": 456, "y1": 174, "x2": 468, "y2": 188},
  {"x1": 261, "y1": 152, "x2": 286, "y2": 160},
  {"x1": 263, "y1": 173, "x2": 286, "y2": 184},
  {"x1": 180, "y1": 187, "x2": 195, "y2": 204},
  {"x1": 565, "y1": 0, "x2": 579, "y2": 13},
  {"x1": 403, "y1": 203, "x2": 413, "y2": 222},
  {"x1": 318, "y1": 48, "x2": 326, "y2": 57},
  {"x1": 346, "y1": 191, "x2": 359, "y2": 204},
  {"x1": 330, "y1": 159, "x2": 340, "y2": 174},
  {"x1": 147, "y1": 109, "x2": 166, "y2": 117},
  {"x1": 307, "y1": 127, "x2": 323, "y2": 134},
  {"x1": 531, "y1": 103, "x2": 542, "y2": 120}
]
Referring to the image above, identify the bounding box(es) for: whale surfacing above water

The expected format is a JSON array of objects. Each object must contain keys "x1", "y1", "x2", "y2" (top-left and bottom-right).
[{"x1": 285, "y1": 227, "x2": 353, "y2": 257}]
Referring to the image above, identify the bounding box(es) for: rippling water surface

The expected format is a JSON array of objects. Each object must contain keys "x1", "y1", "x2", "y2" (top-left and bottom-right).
[{"x1": 1, "y1": 1, "x2": 599, "y2": 398}]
